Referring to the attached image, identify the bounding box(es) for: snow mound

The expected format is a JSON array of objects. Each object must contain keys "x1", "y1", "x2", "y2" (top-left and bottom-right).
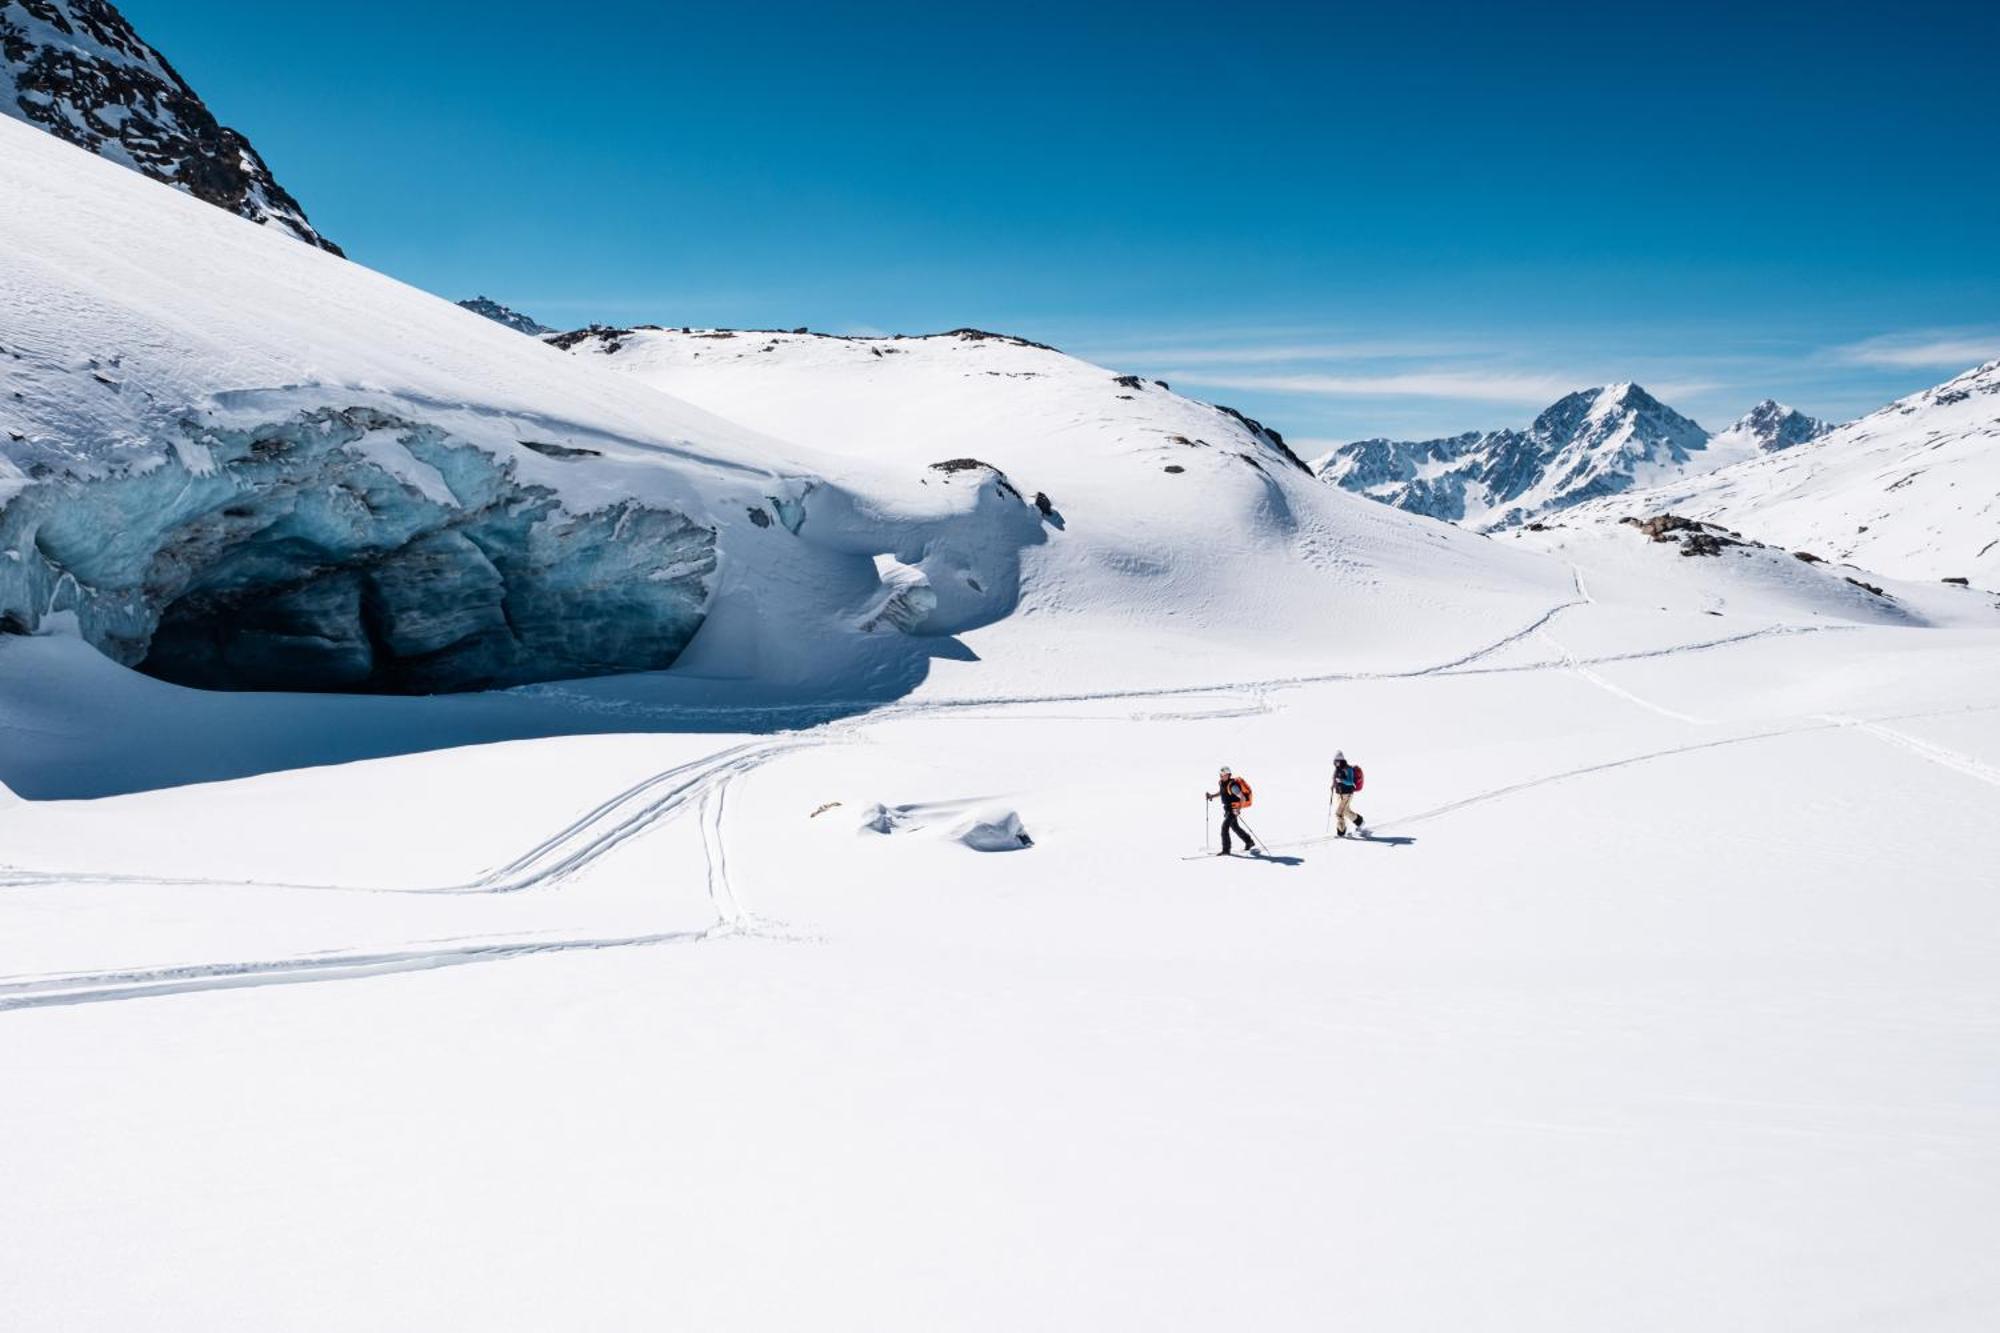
[
  {"x1": 556, "y1": 325, "x2": 1576, "y2": 694},
  {"x1": 860, "y1": 798, "x2": 1034, "y2": 851}
]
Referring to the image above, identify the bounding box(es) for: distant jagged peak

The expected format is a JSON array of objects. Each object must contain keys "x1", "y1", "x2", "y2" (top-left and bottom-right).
[
  {"x1": 1716, "y1": 398, "x2": 1832, "y2": 453},
  {"x1": 0, "y1": 0, "x2": 338, "y2": 252},
  {"x1": 457, "y1": 296, "x2": 553, "y2": 337},
  {"x1": 1316, "y1": 381, "x2": 1716, "y2": 528}
]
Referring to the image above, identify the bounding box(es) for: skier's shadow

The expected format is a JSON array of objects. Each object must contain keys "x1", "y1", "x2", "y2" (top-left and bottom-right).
[
  {"x1": 1246, "y1": 852, "x2": 1307, "y2": 867},
  {"x1": 1350, "y1": 835, "x2": 1417, "y2": 848}
]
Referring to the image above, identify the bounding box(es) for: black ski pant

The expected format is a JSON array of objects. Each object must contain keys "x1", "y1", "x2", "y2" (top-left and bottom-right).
[{"x1": 1221, "y1": 805, "x2": 1254, "y2": 852}]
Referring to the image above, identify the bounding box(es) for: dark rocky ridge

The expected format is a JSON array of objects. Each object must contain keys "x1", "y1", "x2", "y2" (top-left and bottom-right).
[
  {"x1": 458, "y1": 297, "x2": 553, "y2": 336},
  {"x1": 1, "y1": 0, "x2": 338, "y2": 252}
]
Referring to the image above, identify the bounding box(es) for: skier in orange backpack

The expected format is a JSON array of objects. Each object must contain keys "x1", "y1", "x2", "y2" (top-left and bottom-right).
[{"x1": 1206, "y1": 766, "x2": 1257, "y2": 856}]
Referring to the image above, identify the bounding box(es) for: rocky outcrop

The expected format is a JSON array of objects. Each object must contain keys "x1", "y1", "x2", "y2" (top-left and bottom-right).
[
  {"x1": 0, "y1": 0, "x2": 337, "y2": 251},
  {"x1": 458, "y1": 297, "x2": 553, "y2": 336}
]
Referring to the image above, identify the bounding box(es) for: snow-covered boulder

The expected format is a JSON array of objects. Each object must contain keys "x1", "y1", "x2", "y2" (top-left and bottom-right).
[{"x1": 858, "y1": 798, "x2": 1034, "y2": 851}]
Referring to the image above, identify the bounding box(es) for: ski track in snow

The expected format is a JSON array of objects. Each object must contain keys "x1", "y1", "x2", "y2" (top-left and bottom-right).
[
  {"x1": 0, "y1": 931, "x2": 711, "y2": 1014},
  {"x1": 1820, "y1": 714, "x2": 2000, "y2": 790},
  {"x1": 1530, "y1": 566, "x2": 1712, "y2": 726},
  {"x1": 0, "y1": 731, "x2": 830, "y2": 1010},
  {"x1": 0, "y1": 612, "x2": 1937, "y2": 1015},
  {"x1": 1277, "y1": 699, "x2": 2000, "y2": 852},
  {"x1": 0, "y1": 736, "x2": 819, "y2": 899}
]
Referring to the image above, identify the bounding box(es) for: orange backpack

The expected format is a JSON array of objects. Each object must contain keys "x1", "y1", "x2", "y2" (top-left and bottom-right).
[{"x1": 1227, "y1": 776, "x2": 1254, "y2": 808}]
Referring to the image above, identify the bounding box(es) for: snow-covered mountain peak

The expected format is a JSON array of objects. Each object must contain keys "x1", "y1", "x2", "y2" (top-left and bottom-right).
[
  {"x1": 0, "y1": 0, "x2": 337, "y2": 252},
  {"x1": 1318, "y1": 381, "x2": 1711, "y2": 529},
  {"x1": 1537, "y1": 382, "x2": 1702, "y2": 449},
  {"x1": 1713, "y1": 399, "x2": 1832, "y2": 455}
]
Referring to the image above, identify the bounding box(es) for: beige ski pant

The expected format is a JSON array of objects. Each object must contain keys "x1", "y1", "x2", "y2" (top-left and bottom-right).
[{"x1": 1335, "y1": 790, "x2": 1359, "y2": 832}]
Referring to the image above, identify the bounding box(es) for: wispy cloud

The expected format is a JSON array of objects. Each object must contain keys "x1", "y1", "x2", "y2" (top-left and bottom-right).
[
  {"x1": 1082, "y1": 338, "x2": 1476, "y2": 366},
  {"x1": 1158, "y1": 369, "x2": 1589, "y2": 403},
  {"x1": 1833, "y1": 331, "x2": 2000, "y2": 370}
]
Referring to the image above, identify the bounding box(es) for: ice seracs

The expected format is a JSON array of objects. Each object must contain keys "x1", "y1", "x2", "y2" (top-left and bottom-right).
[{"x1": 0, "y1": 0, "x2": 337, "y2": 251}]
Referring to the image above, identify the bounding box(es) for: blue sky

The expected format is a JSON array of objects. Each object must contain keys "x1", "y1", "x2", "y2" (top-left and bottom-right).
[{"x1": 128, "y1": 0, "x2": 2000, "y2": 444}]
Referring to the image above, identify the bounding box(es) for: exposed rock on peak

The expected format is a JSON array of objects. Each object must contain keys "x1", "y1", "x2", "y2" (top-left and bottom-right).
[
  {"x1": 458, "y1": 296, "x2": 553, "y2": 336},
  {"x1": 1318, "y1": 382, "x2": 1710, "y2": 528},
  {"x1": 0, "y1": 0, "x2": 337, "y2": 252},
  {"x1": 1713, "y1": 399, "x2": 1831, "y2": 454}
]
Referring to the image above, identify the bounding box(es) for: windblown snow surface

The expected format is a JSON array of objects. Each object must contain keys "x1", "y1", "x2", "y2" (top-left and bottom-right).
[{"x1": 5, "y1": 118, "x2": 2000, "y2": 1332}]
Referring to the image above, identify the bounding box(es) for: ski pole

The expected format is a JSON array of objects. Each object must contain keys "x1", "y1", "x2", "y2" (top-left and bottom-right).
[{"x1": 1204, "y1": 797, "x2": 1212, "y2": 852}]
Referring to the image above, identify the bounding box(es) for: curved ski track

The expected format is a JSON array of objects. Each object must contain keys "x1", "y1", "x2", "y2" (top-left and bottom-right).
[{"x1": 0, "y1": 590, "x2": 1961, "y2": 1015}]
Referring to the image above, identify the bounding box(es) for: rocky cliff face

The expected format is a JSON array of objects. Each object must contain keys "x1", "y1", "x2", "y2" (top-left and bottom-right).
[{"x1": 0, "y1": 0, "x2": 338, "y2": 252}]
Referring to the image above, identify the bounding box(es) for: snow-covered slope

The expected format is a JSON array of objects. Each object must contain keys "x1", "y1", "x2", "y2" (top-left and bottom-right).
[
  {"x1": 1579, "y1": 360, "x2": 2000, "y2": 586},
  {"x1": 459, "y1": 295, "x2": 552, "y2": 336},
  {"x1": 0, "y1": 114, "x2": 1062, "y2": 698},
  {"x1": 553, "y1": 325, "x2": 1576, "y2": 692},
  {"x1": 6, "y1": 569, "x2": 2000, "y2": 1330},
  {"x1": 0, "y1": 0, "x2": 336, "y2": 251},
  {"x1": 1318, "y1": 383, "x2": 1717, "y2": 528}
]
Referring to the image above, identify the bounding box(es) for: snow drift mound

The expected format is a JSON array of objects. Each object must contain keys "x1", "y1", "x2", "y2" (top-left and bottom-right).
[
  {"x1": 1573, "y1": 361, "x2": 2000, "y2": 587},
  {"x1": 860, "y1": 798, "x2": 1034, "y2": 851},
  {"x1": 556, "y1": 326, "x2": 1574, "y2": 691},
  {"x1": 0, "y1": 116, "x2": 1040, "y2": 695}
]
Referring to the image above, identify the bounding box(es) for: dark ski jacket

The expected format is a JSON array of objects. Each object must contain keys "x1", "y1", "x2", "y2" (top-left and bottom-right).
[
  {"x1": 1211, "y1": 779, "x2": 1248, "y2": 810},
  {"x1": 1332, "y1": 761, "x2": 1359, "y2": 795}
]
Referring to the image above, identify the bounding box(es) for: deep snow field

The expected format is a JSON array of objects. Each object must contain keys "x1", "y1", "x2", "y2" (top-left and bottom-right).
[
  {"x1": 5, "y1": 559, "x2": 2000, "y2": 1331},
  {"x1": 5, "y1": 103, "x2": 2000, "y2": 1332}
]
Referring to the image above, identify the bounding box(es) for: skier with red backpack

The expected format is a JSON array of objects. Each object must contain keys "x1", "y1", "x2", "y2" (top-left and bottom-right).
[
  {"x1": 1206, "y1": 766, "x2": 1258, "y2": 856},
  {"x1": 1331, "y1": 752, "x2": 1366, "y2": 838}
]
